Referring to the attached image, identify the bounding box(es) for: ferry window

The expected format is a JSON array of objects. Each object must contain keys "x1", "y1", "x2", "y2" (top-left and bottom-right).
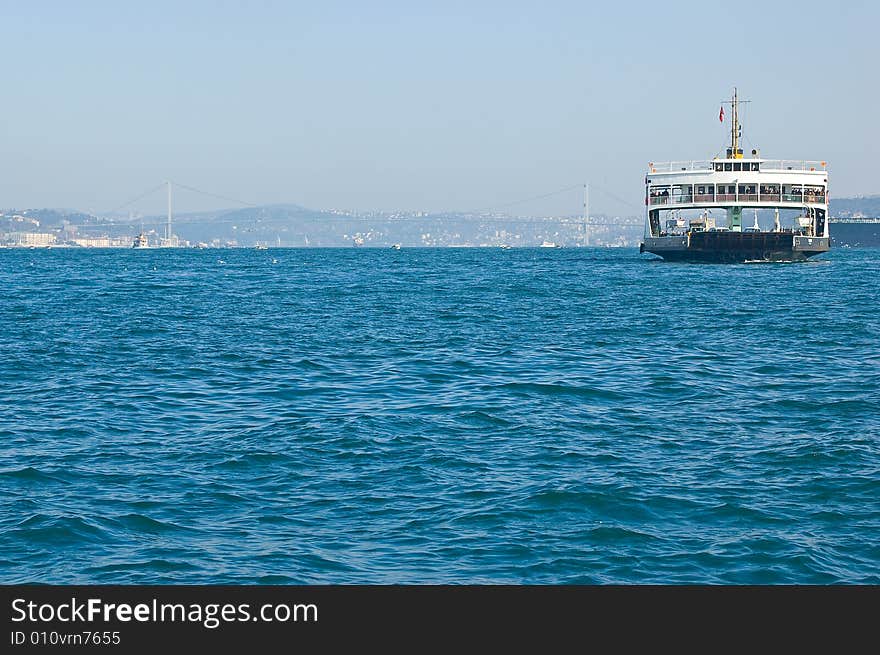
[
  {"x1": 724, "y1": 163, "x2": 732, "y2": 171},
  {"x1": 714, "y1": 163, "x2": 723, "y2": 171},
  {"x1": 733, "y1": 162, "x2": 741, "y2": 171},
  {"x1": 751, "y1": 162, "x2": 760, "y2": 171}
]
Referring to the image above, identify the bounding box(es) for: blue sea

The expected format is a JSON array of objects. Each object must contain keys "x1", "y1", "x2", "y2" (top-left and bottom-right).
[{"x1": 1, "y1": 247, "x2": 878, "y2": 584}]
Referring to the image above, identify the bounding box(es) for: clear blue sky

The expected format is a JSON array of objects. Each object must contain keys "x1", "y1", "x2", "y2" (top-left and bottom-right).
[{"x1": 0, "y1": 0, "x2": 876, "y2": 216}]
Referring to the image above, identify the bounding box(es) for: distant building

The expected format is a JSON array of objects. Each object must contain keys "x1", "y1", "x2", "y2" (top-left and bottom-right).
[
  {"x1": 10, "y1": 215, "x2": 41, "y2": 228},
  {"x1": 72, "y1": 236, "x2": 135, "y2": 247},
  {"x1": 7, "y1": 232, "x2": 56, "y2": 246},
  {"x1": 73, "y1": 236, "x2": 111, "y2": 247}
]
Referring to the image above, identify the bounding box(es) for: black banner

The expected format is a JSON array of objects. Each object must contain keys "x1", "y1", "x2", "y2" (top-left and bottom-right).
[{"x1": 2, "y1": 585, "x2": 876, "y2": 650}]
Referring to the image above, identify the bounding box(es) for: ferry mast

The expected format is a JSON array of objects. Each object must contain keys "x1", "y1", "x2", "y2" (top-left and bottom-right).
[
  {"x1": 722, "y1": 89, "x2": 748, "y2": 229},
  {"x1": 725, "y1": 87, "x2": 748, "y2": 160}
]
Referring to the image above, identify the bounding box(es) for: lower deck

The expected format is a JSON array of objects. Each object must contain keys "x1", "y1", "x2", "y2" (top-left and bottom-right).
[{"x1": 641, "y1": 231, "x2": 830, "y2": 263}]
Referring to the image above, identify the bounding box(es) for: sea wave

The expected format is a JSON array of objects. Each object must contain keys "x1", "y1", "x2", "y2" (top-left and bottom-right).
[{"x1": 0, "y1": 247, "x2": 877, "y2": 583}]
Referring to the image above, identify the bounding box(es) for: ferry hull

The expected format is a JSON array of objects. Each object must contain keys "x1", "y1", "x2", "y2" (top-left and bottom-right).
[{"x1": 641, "y1": 232, "x2": 829, "y2": 263}]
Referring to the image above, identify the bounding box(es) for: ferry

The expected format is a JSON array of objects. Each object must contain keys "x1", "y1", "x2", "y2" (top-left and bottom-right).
[
  {"x1": 132, "y1": 232, "x2": 150, "y2": 249},
  {"x1": 640, "y1": 89, "x2": 829, "y2": 263}
]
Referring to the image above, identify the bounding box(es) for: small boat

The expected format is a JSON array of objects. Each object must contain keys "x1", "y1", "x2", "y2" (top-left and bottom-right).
[
  {"x1": 255, "y1": 244, "x2": 268, "y2": 250},
  {"x1": 132, "y1": 233, "x2": 150, "y2": 249},
  {"x1": 391, "y1": 243, "x2": 401, "y2": 250}
]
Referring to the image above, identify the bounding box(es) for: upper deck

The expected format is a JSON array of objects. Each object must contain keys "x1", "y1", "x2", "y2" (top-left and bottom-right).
[
  {"x1": 645, "y1": 158, "x2": 828, "y2": 210},
  {"x1": 648, "y1": 160, "x2": 827, "y2": 174}
]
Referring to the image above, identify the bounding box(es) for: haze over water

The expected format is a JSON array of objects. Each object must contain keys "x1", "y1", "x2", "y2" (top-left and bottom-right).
[{"x1": 1, "y1": 247, "x2": 878, "y2": 583}]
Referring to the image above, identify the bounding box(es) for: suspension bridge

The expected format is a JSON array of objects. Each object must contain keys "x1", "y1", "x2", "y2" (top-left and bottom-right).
[{"x1": 88, "y1": 179, "x2": 642, "y2": 247}]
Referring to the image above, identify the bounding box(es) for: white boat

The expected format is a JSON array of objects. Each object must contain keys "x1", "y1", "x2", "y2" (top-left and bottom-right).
[
  {"x1": 391, "y1": 243, "x2": 401, "y2": 250},
  {"x1": 132, "y1": 233, "x2": 150, "y2": 249}
]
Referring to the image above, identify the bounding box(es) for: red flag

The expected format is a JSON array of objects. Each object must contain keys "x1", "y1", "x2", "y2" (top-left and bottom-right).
[{"x1": 719, "y1": 106, "x2": 725, "y2": 122}]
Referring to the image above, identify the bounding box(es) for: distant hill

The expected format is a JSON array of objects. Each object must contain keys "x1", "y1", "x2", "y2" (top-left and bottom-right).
[
  {"x1": 3, "y1": 195, "x2": 878, "y2": 247},
  {"x1": 0, "y1": 208, "x2": 97, "y2": 225},
  {"x1": 830, "y1": 195, "x2": 880, "y2": 218},
  {"x1": 169, "y1": 204, "x2": 346, "y2": 246}
]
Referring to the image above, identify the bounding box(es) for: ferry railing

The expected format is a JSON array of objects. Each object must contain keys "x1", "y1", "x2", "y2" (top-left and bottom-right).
[
  {"x1": 646, "y1": 194, "x2": 825, "y2": 206},
  {"x1": 648, "y1": 161, "x2": 714, "y2": 173},
  {"x1": 761, "y1": 160, "x2": 827, "y2": 172},
  {"x1": 648, "y1": 160, "x2": 827, "y2": 173}
]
